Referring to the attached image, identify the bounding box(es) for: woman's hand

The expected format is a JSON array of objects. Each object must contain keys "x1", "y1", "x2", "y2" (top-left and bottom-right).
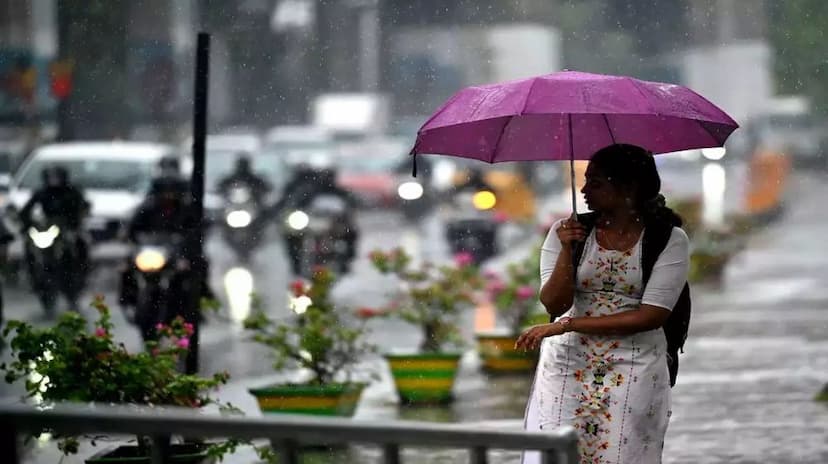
[
  {"x1": 556, "y1": 217, "x2": 587, "y2": 246},
  {"x1": 515, "y1": 323, "x2": 566, "y2": 351}
]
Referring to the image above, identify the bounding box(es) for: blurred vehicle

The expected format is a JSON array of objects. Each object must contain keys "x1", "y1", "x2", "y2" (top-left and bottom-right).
[
  {"x1": 264, "y1": 125, "x2": 337, "y2": 168},
  {"x1": 281, "y1": 192, "x2": 357, "y2": 278},
  {"x1": 17, "y1": 204, "x2": 87, "y2": 315},
  {"x1": 220, "y1": 182, "x2": 263, "y2": 260},
  {"x1": 127, "y1": 232, "x2": 195, "y2": 342},
  {"x1": 443, "y1": 182, "x2": 500, "y2": 265},
  {"x1": 335, "y1": 137, "x2": 407, "y2": 208},
  {"x1": 745, "y1": 96, "x2": 826, "y2": 168},
  {"x1": 7, "y1": 142, "x2": 178, "y2": 265},
  {"x1": 444, "y1": 159, "x2": 537, "y2": 222}
]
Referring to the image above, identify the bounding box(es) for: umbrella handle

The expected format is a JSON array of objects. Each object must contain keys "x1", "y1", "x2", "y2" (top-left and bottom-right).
[{"x1": 570, "y1": 156, "x2": 577, "y2": 214}]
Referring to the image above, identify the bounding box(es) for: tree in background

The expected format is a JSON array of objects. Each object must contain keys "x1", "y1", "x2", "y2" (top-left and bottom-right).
[{"x1": 768, "y1": 0, "x2": 828, "y2": 115}]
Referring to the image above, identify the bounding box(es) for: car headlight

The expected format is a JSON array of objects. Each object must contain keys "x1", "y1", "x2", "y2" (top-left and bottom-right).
[
  {"x1": 472, "y1": 190, "x2": 497, "y2": 210},
  {"x1": 135, "y1": 248, "x2": 167, "y2": 272},
  {"x1": 398, "y1": 181, "x2": 424, "y2": 200},
  {"x1": 287, "y1": 210, "x2": 309, "y2": 230},
  {"x1": 226, "y1": 210, "x2": 252, "y2": 228},
  {"x1": 28, "y1": 225, "x2": 60, "y2": 249}
]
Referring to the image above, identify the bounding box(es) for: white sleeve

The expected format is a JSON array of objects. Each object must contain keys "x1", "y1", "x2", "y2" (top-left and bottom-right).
[
  {"x1": 539, "y1": 219, "x2": 565, "y2": 288},
  {"x1": 641, "y1": 227, "x2": 690, "y2": 310}
]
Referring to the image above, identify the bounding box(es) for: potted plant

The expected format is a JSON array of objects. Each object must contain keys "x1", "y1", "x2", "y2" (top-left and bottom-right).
[
  {"x1": 365, "y1": 248, "x2": 483, "y2": 405},
  {"x1": 0, "y1": 297, "x2": 237, "y2": 463},
  {"x1": 477, "y1": 252, "x2": 544, "y2": 373},
  {"x1": 243, "y1": 267, "x2": 375, "y2": 417}
]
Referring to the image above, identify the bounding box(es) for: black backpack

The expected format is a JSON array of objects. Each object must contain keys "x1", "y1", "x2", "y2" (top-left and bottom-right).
[{"x1": 561, "y1": 212, "x2": 691, "y2": 387}]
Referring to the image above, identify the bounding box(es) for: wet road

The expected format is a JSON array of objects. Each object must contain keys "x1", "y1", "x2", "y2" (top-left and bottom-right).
[{"x1": 5, "y1": 163, "x2": 828, "y2": 463}]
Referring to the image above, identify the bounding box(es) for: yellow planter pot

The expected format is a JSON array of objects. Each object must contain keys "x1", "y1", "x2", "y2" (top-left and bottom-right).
[
  {"x1": 248, "y1": 383, "x2": 365, "y2": 417},
  {"x1": 385, "y1": 353, "x2": 462, "y2": 405},
  {"x1": 476, "y1": 332, "x2": 537, "y2": 374}
]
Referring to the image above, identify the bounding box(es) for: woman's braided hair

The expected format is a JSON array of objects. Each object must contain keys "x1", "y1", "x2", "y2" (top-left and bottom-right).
[{"x1": 589, "y1": 144, "x2": 683, "y2": 228}]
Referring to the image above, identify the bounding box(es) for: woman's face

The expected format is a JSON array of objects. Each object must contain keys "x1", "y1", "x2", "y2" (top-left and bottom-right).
[{"x1": 581, "y1": 164, "x2": 634, "y2": 212}]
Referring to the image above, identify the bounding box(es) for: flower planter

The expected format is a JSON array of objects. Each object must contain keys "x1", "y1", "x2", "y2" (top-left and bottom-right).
[
  {"x1": 385, "y1": 353, "x2": 462, "y2": 405},
  {"x1": 248, "y1": 382, "x2": 365, "y2": 417},
  {"x1": 476, "y1": 332, "x2": 537, "y2": 374},
  {"x1": 85, "y1": 443, "x2": 210, "y2": 464},
  {"x1": 689, "y1": 250, "x2": 731, "y2": 283}
]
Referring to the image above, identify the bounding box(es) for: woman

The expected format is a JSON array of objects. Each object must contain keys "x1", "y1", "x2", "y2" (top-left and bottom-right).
[{"x1": 518, "y1": 144, "x2": 690, "y2": 463}]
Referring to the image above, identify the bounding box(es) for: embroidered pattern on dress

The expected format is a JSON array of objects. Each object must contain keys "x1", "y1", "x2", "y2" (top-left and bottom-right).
[{"x1": 571, "y1": 246, "x2": 640, "y2": 464}]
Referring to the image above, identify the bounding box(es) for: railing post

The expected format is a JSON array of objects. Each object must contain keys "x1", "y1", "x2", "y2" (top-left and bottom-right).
[
  {"x1": 383, "y1": 443, "x2": 401, "y2": 464},
  {"x1": 0, "y1": 424, "x2": 19, "y2": 464},
  {"x1": 150, "y1": 435, "x2": 171, "y2": 464},
  {"x1": 277, "y1": 439, "x2": 300, "y2": 464},
  {"x1": 470, "y1": 446, "x2": 488, "y2": 464}
]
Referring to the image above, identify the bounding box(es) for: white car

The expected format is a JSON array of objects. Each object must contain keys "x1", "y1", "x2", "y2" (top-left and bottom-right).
[{"x1": 7, "y1": 141, "x2": 178, "y2": 263}]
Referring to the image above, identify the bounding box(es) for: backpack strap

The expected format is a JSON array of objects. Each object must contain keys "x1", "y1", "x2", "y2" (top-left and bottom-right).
[{"x1": 641, "y1": 221, "x2": 674, "y2": 284}]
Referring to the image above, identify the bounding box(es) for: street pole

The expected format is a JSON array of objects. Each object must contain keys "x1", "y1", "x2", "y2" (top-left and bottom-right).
[{"x1": 185, "y1": 32, "x2": 210, "y2": 375}]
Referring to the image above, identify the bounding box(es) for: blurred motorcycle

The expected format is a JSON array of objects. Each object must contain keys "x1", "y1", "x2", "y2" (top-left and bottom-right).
[
  {"x1": 444, "y1": 188, "x2": 499, "y2": 265},
  {"x1": 396, "y1": 176, "x2": 433, "y2": 222},
  {"x1": 221, "y1": 184, "x2": 262, "y2": 260},
  {"x1": 129, "y1": 233, "x2": 196, "y2": 342},
  {"x1": 283, "y1": 194, "x2": 355, "y2": 277},
  {"x1": 20, "y1": 207, "x2": 87, "y2": 315}
]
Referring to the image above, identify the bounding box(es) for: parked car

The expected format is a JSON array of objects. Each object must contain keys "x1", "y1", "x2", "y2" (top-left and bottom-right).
[{"x1": 7, "y1": 141, "x2": 179, "y2": 265}]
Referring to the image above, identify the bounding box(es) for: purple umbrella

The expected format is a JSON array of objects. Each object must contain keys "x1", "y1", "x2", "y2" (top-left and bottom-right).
[{"x1": 411, "y1": 70, "x2": 739, "y2": 213}]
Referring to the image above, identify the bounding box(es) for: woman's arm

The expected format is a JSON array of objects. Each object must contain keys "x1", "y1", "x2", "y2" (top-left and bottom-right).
[
  {"x1": 539, "y1": 245, "x2": 576, "y2": 318},
  {"x1": 538, "y1": 218, "x2": 587, "y2": 318},
  {"x1": 567, "y1": 305, "x2": 671, "y2": 336},
  {"x1": 516, "y1": 304, "x2": 670, "y2": 349}
]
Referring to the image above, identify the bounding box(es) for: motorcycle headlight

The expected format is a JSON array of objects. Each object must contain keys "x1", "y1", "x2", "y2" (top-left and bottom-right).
[
  {"x1": 398, "y1": 181, "x2": 424, "y2": 200},
  {"x1": 472, "y1": 190, "x2": 497, "y2": 210},
  {"x1": 226, "y1": 210, "x2": 252, "y2": 228},
  {"x1": 287, "y1": 210, "x2": 309, "y2": 231},
  {"x1": 135, "y1": 248, "x2": 167, "y2": 273},
  {"x1": 28, "y1": 225, "x2": 60, "y2": 249}
]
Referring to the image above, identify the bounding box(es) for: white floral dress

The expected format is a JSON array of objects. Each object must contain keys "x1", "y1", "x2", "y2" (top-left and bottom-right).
[{"x1": 523, "y1": 219, "x2": 689, "y2": 464}]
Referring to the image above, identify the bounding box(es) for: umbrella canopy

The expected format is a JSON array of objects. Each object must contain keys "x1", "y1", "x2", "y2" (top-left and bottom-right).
[
  {"x1": 411, "y1": 71, "x2": 739, "y2": 212},
  {"x1": 413, "y1": 70, "x2": 738, "y2": 161}
]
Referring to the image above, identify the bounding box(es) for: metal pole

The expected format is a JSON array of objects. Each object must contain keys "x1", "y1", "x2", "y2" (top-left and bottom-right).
[{"x1": 186, "y1": 32, "x2": 210, "y2": 375}]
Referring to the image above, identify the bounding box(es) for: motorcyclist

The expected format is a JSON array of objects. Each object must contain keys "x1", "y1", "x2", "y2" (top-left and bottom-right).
[
  {"x1": 269, "y1": 163, "x2": 360, "y2": 275},
  {"x1": 119, "y1": 157, "x2": 212, "y2": 309},
  {"x1": 217, "y1": 154, "x2": 272, "y2": 204},
  {"x1": 18, "y1": 166, "x2": 90, "y2": 271}
]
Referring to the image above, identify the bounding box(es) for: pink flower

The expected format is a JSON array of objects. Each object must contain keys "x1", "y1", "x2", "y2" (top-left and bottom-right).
[
  {"x1": 183, "y1": 322, "x2": 195, "y2": 336},
  {"x1": 486, "y1": 280, "x2": 507, "y2": 296},
  {"x1": 155, "y1": 323, "x2": 165, "y2": 331},
  {"x1": 94, "y1": 327, "x2": 108, "y2": 338},
  {"x1": 483, "y1": 270, "x2": 500, "y2": 280},
  {"x1": 177, "y1": 338, "x2": 190, "y2": 349},
  {"x1": 453, "y1": 252, "x2": 475, "y2": 267},
  {"x1": 516, "y1": 285, "x2": 536, "y2": 301}
]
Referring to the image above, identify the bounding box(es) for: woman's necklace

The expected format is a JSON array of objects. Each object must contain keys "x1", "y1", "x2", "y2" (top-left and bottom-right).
[{"x1": 597, "y1": 224, "x2": 640, "y2": 251}]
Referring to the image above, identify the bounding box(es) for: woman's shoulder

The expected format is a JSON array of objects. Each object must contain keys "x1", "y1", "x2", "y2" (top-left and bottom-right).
[{"x1": 669, "y1": 226, "x2": 690, "y2": 245}]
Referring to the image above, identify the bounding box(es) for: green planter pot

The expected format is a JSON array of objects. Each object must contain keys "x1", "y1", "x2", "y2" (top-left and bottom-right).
[
  {"x1": 385, "y1": 353, "x2": 462, "y2": 405},
  {"x1": 689, "y1": 251, "x2": 731, "y2": 283},
  {"x1": 248, "y1": 383, "x2": 366, "y2": 417},
  {"x1": 85, "y1": 444, "x2": 209, "y2": 464},
  {"x1": 476, "y1": 332, "x2": 537, "y2": 374}
]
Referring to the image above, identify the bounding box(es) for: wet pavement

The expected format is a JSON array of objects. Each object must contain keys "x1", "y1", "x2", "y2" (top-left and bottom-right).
[{"x1": 4, "y1": 163, "x2": 828, "y2": 463}]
